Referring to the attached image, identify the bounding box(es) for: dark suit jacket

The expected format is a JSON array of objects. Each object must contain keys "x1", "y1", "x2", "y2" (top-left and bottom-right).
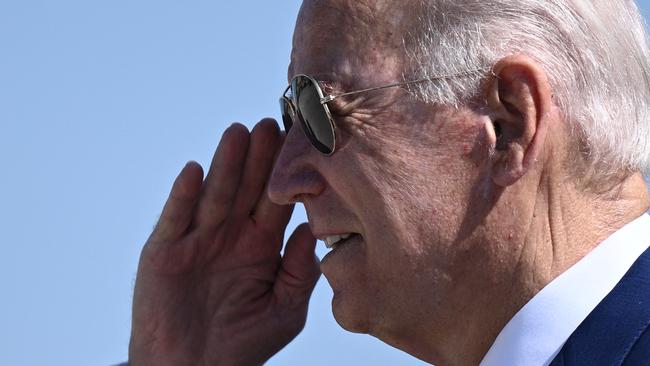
[{"x1": 549, "y1": 245, "x2": 650, "y2": 366}]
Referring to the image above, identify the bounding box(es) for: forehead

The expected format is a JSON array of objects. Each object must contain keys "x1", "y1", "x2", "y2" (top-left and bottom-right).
[{"x1": 289, "y1": 0, "x2": 415, "y2": 88}]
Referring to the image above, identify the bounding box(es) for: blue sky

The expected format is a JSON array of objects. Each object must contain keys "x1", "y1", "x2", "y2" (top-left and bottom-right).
[{"x1": 1, "y1": 1, "x2": 649, "y2": 365}]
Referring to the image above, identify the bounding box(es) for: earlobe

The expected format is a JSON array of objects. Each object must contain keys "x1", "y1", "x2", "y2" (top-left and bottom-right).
[{"x1": 485, "y1": 55, "x2": 552, "y2": 187}]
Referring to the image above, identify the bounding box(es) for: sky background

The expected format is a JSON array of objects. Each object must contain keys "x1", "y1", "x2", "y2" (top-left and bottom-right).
[{"x1": 1, "y1": 1, "x2": 649, "y2": 365}]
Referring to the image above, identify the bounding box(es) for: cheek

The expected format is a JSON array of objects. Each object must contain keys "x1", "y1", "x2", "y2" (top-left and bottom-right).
[
  {"x1": 325, "y1": 115, "x2": 499, "y2": 339},
  {"x1": 356, "y1": 147, "x2": 482, "y2": 287}
]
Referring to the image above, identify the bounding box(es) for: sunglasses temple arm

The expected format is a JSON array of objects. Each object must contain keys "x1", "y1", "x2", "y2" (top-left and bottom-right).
[
  {"x1": 320, "y1": 79, "x2": 428, "y2": 104},
  {"x1": 319, "y1": 69, "x2": 489, "y2": 104}
]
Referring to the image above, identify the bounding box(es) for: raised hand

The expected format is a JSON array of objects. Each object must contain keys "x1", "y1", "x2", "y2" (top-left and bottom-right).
[{"x1": 128, "y1": 119, "x2": 321, "y2": 366}]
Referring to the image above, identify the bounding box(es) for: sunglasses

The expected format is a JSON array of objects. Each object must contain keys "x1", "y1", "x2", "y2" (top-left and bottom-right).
[{"x1": 279, "y1": 71, "x2": 483, "y2": 155}]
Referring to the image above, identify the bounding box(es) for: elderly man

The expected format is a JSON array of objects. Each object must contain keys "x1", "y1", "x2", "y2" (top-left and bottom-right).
[{"x1": 127, "y1": 0, "x2": 650, "y2": 365}]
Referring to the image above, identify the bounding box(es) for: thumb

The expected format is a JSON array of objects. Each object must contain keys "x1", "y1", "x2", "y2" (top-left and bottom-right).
[{"x1": 274, "y1": 223, "x2": 321, "y2": 309}]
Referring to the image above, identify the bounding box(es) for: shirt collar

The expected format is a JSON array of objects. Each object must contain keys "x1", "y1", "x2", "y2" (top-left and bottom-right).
[{"x1": 480, "y1": 213, "x2": 650, "y2": 366}]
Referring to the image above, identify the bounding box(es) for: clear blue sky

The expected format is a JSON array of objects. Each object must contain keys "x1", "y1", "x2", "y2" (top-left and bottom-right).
[{"x1": 1, "y1": 1, "x2": 649, "y2": 365}]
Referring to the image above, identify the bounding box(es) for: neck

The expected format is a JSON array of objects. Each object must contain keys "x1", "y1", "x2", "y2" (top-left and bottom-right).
[
  {"x1": 527, "y1": 172, "x2": 649, "y2": 288},
  {"x1": 402, "y1": 171, "x2": 649, "y2": 366},
  {"x1": 477, "y1": 172, "x2": 648, "y2": 366}
]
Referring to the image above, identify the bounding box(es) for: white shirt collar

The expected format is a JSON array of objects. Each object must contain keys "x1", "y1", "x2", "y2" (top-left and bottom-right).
[{"x1": 480, "y1": 213, "x2": 650, "y2": 366}]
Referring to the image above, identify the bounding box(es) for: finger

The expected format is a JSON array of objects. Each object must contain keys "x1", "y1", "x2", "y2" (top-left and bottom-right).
[
  {"x1": 149, "y1": 161, "x2": 204, "y2": 243},
  {"x1": 196, "y1": 123, "x2": 250, "y2": 226},
  {"x1": 231, "y1": 119, "x2": 281, "y2": 217},
  {"x1": 255, "y1": 197, "x2": 295, "y2": 235},
  {"x1": 253, "y1": 131, "x2": 294, "y2": 231},
  {"x1": 274, "y1": 223, "x2": 321, "y2": 308}
]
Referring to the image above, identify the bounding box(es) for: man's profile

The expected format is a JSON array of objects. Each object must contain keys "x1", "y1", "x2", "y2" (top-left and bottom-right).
[{"x1": 126, "y1": 1, "x2": 650, "y2": 365}]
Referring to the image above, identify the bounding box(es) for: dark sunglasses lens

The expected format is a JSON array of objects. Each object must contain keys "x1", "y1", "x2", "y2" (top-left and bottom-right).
[
  {"x1": 294, "y1": 76, "x2": 335, "y2": 154},
  {"x1": 279, "y1": 98, "x2": 293, "y2": 132}
]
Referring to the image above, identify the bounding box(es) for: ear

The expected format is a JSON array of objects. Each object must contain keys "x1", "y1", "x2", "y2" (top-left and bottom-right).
[{"x1": 484, "y1": 55, "x2": 552, "y2": 187}]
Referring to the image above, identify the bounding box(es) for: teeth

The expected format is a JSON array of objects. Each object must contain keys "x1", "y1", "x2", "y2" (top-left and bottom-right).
[{"x1": 324, "y1": 233, "x2": 352, "y2": 249}]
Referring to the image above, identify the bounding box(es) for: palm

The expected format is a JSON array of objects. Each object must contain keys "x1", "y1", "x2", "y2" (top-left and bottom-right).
[{"x1": 129, "y1": 120, "x2": 320, "y2": 366}]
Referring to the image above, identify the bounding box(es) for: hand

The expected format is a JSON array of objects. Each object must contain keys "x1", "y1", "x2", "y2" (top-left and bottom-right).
[{"x1": 128, "y1": 119, "x2": 321, "y2": 366}]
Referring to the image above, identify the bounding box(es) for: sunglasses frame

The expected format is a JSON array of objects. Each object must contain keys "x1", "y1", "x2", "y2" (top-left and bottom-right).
[
  {"x1": 280, "y1": 70, "x2": 486, "y2": 156},
  {"x1": 281, "y1": 74, "x2": 339, "y2": 155}
]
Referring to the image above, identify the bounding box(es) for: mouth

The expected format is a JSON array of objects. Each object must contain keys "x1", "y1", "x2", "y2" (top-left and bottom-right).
[{"x1": 320, "y1": 233, "x2": 361, "y2": 250}]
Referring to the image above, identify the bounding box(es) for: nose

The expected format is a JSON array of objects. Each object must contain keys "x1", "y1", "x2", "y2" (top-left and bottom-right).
[{"x1": 268, "y1": 123, "x2": 327, "y2": 204}]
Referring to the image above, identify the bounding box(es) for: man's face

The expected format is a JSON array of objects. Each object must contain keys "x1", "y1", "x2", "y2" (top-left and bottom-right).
[{"x1": 269, "y1": 0, "x2": 498, "y2": 342}]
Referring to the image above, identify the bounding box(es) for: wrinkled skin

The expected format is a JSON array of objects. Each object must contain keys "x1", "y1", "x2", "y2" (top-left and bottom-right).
[{"x1": 129, "y1": 120, "x2": 320, "y2": 366}]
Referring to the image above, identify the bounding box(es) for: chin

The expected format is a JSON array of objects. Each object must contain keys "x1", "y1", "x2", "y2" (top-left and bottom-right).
[{"x1": 330, "y1": 290, "x2": 373, "y2": 334}]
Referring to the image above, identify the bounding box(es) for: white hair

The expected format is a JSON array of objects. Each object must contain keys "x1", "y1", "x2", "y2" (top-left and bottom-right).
[{"x1": 405, "y1": 0, "x2": 650, "y2": 177}]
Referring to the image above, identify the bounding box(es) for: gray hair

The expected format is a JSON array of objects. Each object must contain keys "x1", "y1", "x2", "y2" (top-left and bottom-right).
[{"x1": 405, "y1": 0, "x2": 650, "y2": 177}]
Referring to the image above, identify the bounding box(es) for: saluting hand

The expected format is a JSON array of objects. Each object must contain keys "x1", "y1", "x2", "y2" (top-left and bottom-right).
[{"x1": 129, "y1": 119, "x2": 320, "y2": 366}]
